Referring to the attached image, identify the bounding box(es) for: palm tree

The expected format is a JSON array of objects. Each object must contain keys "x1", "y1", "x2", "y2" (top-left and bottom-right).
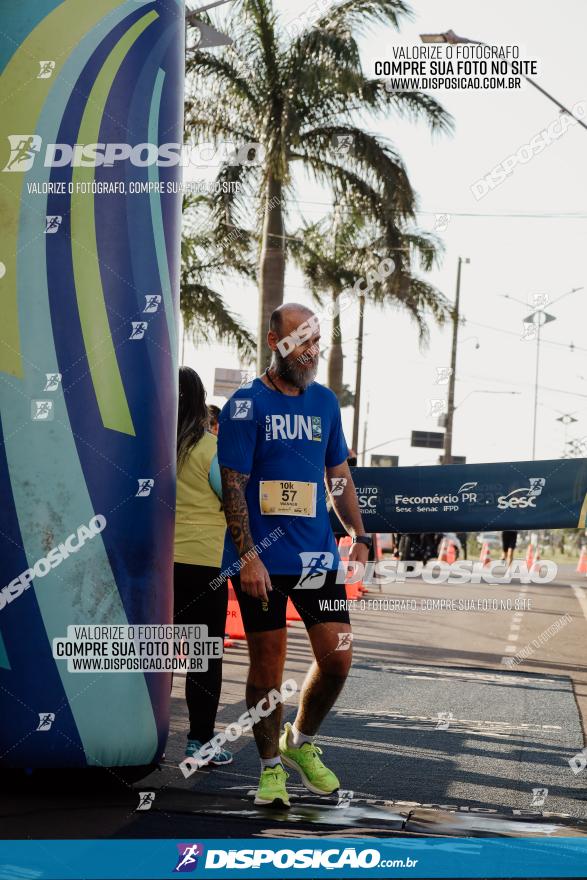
[
  {"x1": 180, "y1": 194, "x2": 256, "y2": 361},
  {"x1": 185, "y1": 0, "x2": 453, "y2": 370},
  {"x1": 289, "y1": 204, "x2": 449, "y2": 401}
]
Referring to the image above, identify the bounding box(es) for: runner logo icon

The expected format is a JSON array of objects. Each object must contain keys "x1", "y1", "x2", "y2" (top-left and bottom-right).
[
  {"x1": 231, "y1": 399, "x2": 253, "y2": 420},
  {"x1": 36, "y1": 713, "x2": 55, "y2": 731},
  {"x1": 31, "y1": 400, "x2": 53, "y2": 421},
  {"x1": 329, "y1": 476, "x2": 347, "y2": 496},
  {"x1": 136, "y1": 792, "x2": 155, "y2": 811},
  {"x1": 174, "y1": 843, "x2": 204, "y2": 872},
  {"x1": 136, "y1": 479, "x2": 155, "y2": 497},
  {"x1": 45, "y1": 215, "x2": 62, "y2": 233},
  {"x1": 144, "y1": 294, "x2": 162, "y2": 313},
  {"x1": 44, "y1": 373, "x2": 62, "y2": 391},
  {"x1": 530, "y1": 787, "x2": 548, "y2": 807},
  {"x1": 3, "y1": 135, "x2": 42, "y2": 171},
  {"x1": 37, "y1": 61, "x2": 56, "y2": 79},
  {"x1": 129, "y1": 321, "x2": 148, "y2": 340},
  {"x1": 497, "y1": 477, "x2": 546, "y2": 509},
  {"x1": 294, "y1": 552, "x2": 334, "y2": 589}
]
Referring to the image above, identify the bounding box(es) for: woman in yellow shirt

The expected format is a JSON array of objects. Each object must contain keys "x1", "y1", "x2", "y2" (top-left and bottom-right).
[{"x1": 174, "y1": 366, "x2": 231, "y2": 764}]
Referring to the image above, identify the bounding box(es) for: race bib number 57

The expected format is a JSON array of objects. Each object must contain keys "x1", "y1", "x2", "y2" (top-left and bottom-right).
[{"x1": 259, "y1": 480, "x2": 317, "y2": 517}]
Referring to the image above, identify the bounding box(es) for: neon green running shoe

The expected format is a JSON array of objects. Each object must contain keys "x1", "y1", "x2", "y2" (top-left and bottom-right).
[
  {"x1": 279, "y1": 723, "x2": 340, "y2": 795},
  {"x1": 254, "y1": 764, "x2": 290, "y2": 807}
]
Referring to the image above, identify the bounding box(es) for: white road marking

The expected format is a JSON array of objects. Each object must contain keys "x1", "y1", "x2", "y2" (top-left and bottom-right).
[
  {"x1": 507, "y1": 633, "x2": 519, "y2": 641},
  {"x1": 365, "y1": 663, "x2": 556, "y2": 684},
  {"x1": 339, "y1": 709, "x2": 560, "y2": 731},
  {"x1": 571, "y1": 583, "x2": 587, "y2": 621}
]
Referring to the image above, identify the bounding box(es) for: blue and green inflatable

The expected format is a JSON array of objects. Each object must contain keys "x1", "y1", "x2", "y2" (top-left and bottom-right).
[{"x1": 0, "y1": 1, "x2": 183, "y2": 767}]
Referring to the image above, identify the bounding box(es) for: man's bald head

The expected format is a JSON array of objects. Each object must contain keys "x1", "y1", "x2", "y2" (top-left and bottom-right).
[{"x1": 269, "y1": 302, "x2": 316, "y2": 339}]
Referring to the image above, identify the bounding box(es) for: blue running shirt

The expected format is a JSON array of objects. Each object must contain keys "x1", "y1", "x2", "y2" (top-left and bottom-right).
[{"x1": 217, "y1": 378, "x2": 349, "y2": 575}]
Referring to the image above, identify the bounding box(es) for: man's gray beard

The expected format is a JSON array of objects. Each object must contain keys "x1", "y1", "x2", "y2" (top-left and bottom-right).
[{"x1": 271, "y1": 349, "x2": 318, "y2": 390}]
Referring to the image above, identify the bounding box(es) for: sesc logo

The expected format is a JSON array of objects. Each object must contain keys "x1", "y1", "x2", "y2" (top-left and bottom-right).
[
  {"x1": 497, "y1": 477, "x2": 546, "y2": 510},
  {"x1": 356, "y1": 486, "x2": 378, "y2": 512}
]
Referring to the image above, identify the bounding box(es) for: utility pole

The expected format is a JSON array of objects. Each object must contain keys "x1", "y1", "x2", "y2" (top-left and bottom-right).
[
  {"x1": 531, "y1": 319, "x2": 541, "y2": 459},
  {"x1": 443, "y1": 256, "x2": 469, "y2": 464},
  {"x1": 361, "y1": 399, "x2": 369, "y2": 465},
  {"x1": 352, "y1": 291, "x2": 365, "y2": 451},
  {"x1": 328, "y1": 206, "x2": 343, "y2": 396},
  {"x1": 525, "y1": 308, "x2": 556, "y2": 459},
  {"x1": 502, "y1": 286, "x2": 581, "y2": 459}
]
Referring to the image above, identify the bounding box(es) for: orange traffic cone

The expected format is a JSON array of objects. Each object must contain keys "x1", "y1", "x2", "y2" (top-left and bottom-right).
[
  {"x1": 225, "y1": 581, "x2": 247, "y2": 640},
  {"x1": 577, "y1": 547, "x2": 587, "y2": 573},
  {"x1": 530, "y1": 544, "x2": 541, "y2": 573},
  {"x1": 479, "y1": 542, "x2": 491, "y2": 567},
  {"x1": 223, "y1": 636, "x2": 235, "y2": 648},
  {"x1": 526, "y1": 543, "x2": 534, "y2": 568},
  {"x1": 345, "y1": 577, "x2": 363, "y2": 600},
  {"x1": 286, "y1": 598, "x2": 302, "y2": 622},
  {"x1": 338, "y1": 535, "x2": 366, "y2": 597}
]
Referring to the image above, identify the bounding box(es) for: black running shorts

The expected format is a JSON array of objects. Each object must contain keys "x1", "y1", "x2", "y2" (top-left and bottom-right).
[{"x1": 231, "y1": 569, "x2": 351, "y2": 633}]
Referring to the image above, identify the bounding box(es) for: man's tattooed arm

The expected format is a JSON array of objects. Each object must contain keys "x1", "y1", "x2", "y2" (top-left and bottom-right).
[
  {"x1": 220, "y1": 466, "x2": 272, "y2": 600},
  {"x1": 220, "y1": 466, "x2": 255, "y2": 558}
]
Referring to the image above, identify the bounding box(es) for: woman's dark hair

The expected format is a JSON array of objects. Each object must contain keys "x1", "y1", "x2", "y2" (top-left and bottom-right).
[
  {"x1": 207, "y1": 404, "x2": 221, "y2": 426},
  {"x1": 177, "y1": 366, "x2": 208, "y2": 472}
]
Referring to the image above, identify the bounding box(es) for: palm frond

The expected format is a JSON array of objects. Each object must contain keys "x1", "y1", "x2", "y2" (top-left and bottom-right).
[
  {"x1": 317, "y1": 0, "x2": 413, "y2": 35},
  {"x1": 181, "y1": 282, "x2": 256, "y2": 361}
]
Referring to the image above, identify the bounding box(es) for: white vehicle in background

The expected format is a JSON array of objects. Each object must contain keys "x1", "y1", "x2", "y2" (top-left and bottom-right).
[{"x1": 476, "y1": 531, "x2": 501, "y2": 547}]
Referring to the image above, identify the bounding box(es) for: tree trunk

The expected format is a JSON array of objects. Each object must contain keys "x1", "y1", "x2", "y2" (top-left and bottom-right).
[
  {"x1": 257, "y1": 176, "x2": 285, "y2": 372},
  {"x1": 327, "y1": 289, "x2": 343, "y2": 399}
]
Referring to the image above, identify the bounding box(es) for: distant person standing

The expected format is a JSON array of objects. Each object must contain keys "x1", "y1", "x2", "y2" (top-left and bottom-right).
[
  {"x1": 457, "y1": 532, "x2": 468, "y2": 560},
  {"x1": 207, "y1": 404, "x2": 221, "y2": 436},
  {"x1": 174, "y1": 367, "x2": 232, "y2": 765},
  {"x1": 501, "y1": 530, "x2": 518, "y2": 569}
]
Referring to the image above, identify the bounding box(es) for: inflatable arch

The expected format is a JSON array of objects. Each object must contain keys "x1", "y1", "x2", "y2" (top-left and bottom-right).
[{"x1": 0, "y1": 0, "x2": 184, "y2": 768}]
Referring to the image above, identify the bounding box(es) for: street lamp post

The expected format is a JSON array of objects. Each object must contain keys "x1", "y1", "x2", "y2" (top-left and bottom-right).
[
  {"x1": 557, "y1": 412, "x2": 578, "y2": 455},
  {"x1": 420, "y1": 30, "x2": 587, "y2": 133},
  {"x1": 525, "y1": 308, "x2": 556, "y2": 459},
  {"x1": 443, "y1": 256, "x2": 469, "y2": 464},
  {"x1": 502, "y1": 286, "x2": 582, "y2": 458},
  {"x1": 186, "y1": 0, "x2": 235, "y2": 47}
]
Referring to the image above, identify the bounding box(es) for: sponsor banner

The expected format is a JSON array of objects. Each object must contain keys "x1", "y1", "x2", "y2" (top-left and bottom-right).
[
  {"x1": 0, "y1": 837, "x2": 586, "y2": 878},
  {"x1": 331, "y1": 459, "x2": 587, "y2": 533}
]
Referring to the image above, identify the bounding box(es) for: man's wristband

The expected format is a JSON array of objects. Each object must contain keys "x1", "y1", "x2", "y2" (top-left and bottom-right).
[{"x1": 352, "y1": 535, "x2": 373, "y2": 549}]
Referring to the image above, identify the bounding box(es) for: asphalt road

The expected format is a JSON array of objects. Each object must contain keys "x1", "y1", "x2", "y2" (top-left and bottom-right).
[{"x1": 2, "y1": 560, "x2": 587, "y2": 840}]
